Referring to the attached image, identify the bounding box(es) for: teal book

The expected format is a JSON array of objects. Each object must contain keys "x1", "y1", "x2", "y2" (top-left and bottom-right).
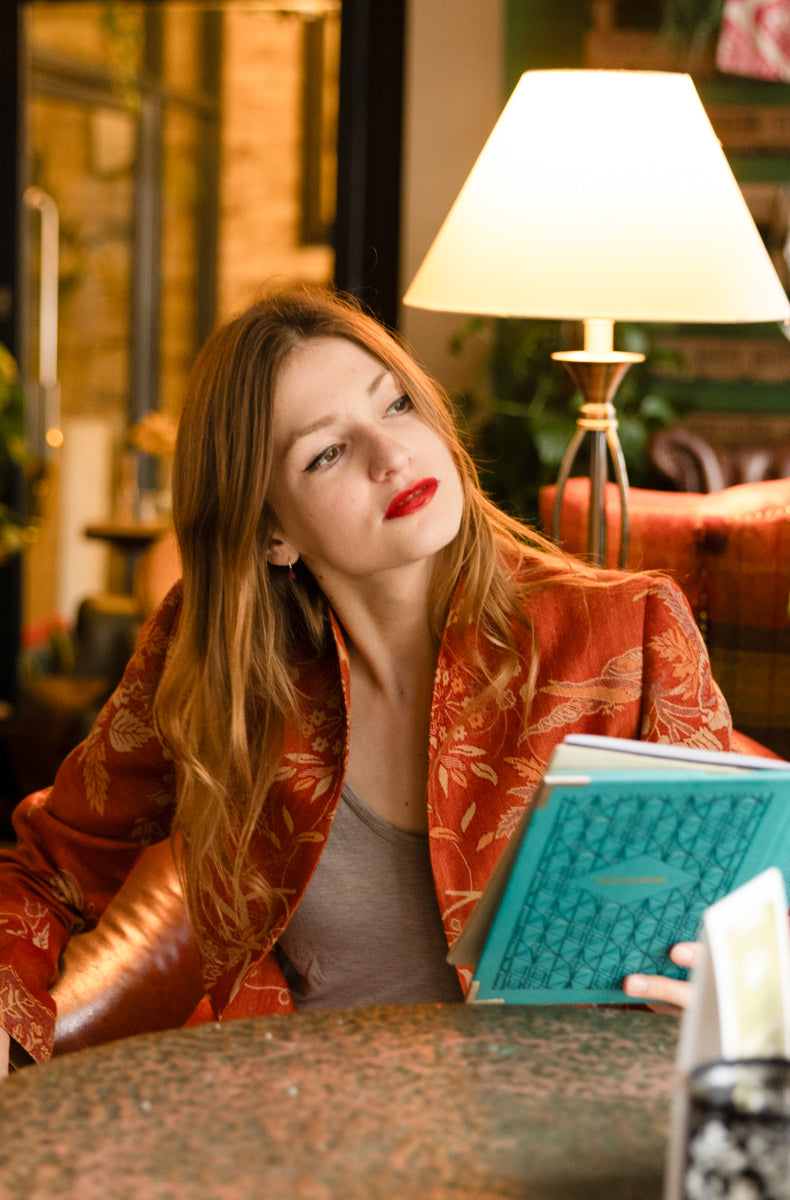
[{"x1": 449, "y1": 735, "x2": 790, "y2": 1005}]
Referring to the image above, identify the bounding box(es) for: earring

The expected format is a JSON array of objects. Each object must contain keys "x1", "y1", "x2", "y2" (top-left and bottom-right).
[{"x1": 288, "y1": 560, "x2": 296, "y2": 582}]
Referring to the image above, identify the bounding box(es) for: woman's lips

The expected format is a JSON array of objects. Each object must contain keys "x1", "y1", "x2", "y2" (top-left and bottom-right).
[{"x1": 385, "y1": 478, "x2": 438, "y2": 519}]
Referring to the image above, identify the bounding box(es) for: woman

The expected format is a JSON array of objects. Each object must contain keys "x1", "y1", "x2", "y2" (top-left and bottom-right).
[{"x1": 0, "y1": 285, "x2": 730, "y2": 1065}]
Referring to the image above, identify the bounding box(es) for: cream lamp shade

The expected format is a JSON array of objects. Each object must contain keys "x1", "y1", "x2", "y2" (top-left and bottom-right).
[{"x1": 403, "y1": 69, "x2": 790, "y2": 329}]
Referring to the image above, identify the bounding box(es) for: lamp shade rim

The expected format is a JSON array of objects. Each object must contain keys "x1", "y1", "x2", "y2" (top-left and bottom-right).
[{"x1": 403, "y1": 68, "x2": 790, "y2": 329}]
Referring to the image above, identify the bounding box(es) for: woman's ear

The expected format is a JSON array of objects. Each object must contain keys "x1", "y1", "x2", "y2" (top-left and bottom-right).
[{"x1": 265, "y1": 534, "x2": 300, "y2": 568}]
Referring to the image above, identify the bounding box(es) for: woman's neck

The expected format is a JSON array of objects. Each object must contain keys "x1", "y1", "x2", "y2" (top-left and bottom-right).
[
  {"x1": 346, "y1": 602, "x2": 439, "y2": 702},
  {"x1": 340, "y1": 583, "x2": 441, "y2": 833},
  {"x1": 322, "y1": 563, "x2": 441, "y2": 701}
]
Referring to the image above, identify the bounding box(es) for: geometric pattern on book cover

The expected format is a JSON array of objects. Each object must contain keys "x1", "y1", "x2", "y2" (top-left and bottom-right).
[{"x1": 492, "y1": 785, "x2": 770, "y2": 993}]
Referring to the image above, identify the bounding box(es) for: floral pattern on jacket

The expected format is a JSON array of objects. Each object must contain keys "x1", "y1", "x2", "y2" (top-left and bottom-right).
[{"x1": 0, "y1": 565, "x2": 731, "y2": 1060}]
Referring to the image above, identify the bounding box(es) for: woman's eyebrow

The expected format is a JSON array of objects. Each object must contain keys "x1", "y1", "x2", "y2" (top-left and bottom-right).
[
  {"x1": 283, "y1": 413, "x2": 337, "y2": 458},
  {"x1": 367, "y1": 368, "x2": 391, "y2": 395},
  {"x1": 282, "y1": 371, "x2": 395, "y2": 457}
]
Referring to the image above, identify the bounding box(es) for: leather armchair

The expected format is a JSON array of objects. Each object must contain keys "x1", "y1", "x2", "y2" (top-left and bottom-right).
[
  {"x1": 4, "y1": 533, "x2": 181, "y2": 807},
  {"x1": 8, "y1": 595, "x2": 144, "y2": 800},
  {"x1": 650, "y1": 413, "x2": 790, "y2": 493},
  {"x1": 51, "y1": 838, "x2": 208, "y2": 1057}
]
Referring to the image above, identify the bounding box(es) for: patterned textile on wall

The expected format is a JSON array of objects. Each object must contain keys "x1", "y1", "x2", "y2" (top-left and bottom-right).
[{"x1": 716, "y1": 0, "x2": 790, "y2": 82}]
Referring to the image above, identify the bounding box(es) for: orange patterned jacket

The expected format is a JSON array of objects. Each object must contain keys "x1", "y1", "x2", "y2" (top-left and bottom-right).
[{"x1": 0, "y1": 563, "x2": 731, "y2": 1060}]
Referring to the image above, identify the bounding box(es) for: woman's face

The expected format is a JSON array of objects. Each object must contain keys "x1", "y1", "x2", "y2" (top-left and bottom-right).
[{"x1": 266, "y1": 336, "x2": 464, "y2": 593}]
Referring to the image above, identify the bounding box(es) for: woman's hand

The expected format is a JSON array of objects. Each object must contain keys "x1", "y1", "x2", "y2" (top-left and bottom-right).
[{"x1": 622, "y1": 942, "x2": 699, "y2": 1015}]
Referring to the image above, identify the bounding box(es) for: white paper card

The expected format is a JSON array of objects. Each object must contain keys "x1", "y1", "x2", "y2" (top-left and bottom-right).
[{"x1": 663, "y1": 868, "x2": 790, "y2": 1200}]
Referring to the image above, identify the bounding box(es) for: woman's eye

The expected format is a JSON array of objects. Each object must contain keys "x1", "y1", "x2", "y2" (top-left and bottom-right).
[
  {"x1": 387, "y1": 394, "x2": 413, "y2": 415},
  {"x1": 306, "y1": 444, "x2": 342, "y2": 472}
]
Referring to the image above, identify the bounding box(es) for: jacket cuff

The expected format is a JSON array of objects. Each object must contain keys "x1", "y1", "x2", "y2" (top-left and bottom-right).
[{"x1": 0, "y1": 959, "x2": 57, "y2": 1063}]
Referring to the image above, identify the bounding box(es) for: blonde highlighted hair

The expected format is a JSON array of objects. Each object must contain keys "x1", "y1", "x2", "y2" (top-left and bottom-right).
[{"x1": 154, "y1": 283, "x2": 580, "y2": 943}]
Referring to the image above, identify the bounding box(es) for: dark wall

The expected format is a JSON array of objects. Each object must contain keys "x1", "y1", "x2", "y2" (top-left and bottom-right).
[
  {"x1": 505, "y1": 0, "x2": 588, "y2": 85},
  {"x1": 334, "y1": 0, "x2": 406, "y2": 331}
]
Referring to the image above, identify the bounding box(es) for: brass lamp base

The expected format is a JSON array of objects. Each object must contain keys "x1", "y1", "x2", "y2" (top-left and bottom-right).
[{"x1": 550, "y1": 351, "x2": 644, "y2": 568}]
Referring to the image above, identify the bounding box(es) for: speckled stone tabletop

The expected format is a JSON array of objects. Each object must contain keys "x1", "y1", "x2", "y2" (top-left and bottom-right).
[{"x1": 0, "y1": 1003, "x2": 679, "y2": 1199}]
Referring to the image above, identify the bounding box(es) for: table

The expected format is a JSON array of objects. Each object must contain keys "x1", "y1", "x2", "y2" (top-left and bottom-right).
[
  {"x1": 0, "y1": 1004, "x2": 679, "y2": 1199},
  {"x1": 83, "y1": 520, "x2": 170, "y2": 593},
  {"x1": 83, "y1": 520, "x2": 171, "y2": 551}
]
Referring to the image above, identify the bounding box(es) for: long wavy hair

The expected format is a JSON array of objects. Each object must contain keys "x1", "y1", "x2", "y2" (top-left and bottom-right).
[{"x1": 154, "y1": 283, "x2": 580, "y2": 943}]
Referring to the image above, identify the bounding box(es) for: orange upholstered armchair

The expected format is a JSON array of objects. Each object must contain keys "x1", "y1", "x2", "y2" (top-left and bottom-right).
[{"x1": 540, "y1": 477, "x2": 790, "y2": 759}]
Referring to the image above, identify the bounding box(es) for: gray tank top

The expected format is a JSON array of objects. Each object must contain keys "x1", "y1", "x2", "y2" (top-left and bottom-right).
[{"x1": 277, "y1": 783, "x2": 463, "y2": 1009}]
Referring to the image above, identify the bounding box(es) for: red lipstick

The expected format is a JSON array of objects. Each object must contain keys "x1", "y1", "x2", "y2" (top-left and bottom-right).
[{"x1": 385, "y1": 477, "x2": 438, "y2": 519}]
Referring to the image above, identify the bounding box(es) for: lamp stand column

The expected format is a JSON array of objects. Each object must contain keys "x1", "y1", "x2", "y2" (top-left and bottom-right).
[{"x1": 550, "y1": 351, "x2": 642, "y2": 568}]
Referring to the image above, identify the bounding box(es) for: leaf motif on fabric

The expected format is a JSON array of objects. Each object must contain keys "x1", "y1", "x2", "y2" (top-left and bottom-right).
[
  {"x1": 470, "y1": 762, "x2": 498, "y2": 784},
  {"x1": 442, "y1": 889, "x2": 483, "y2": 920},
  {"x1": 649, "y1": 625, "x2": 701, "y2": 687},
  {"x1": 476, "y1": 831, "x2": 494, "y2": 852},
  {"x1": 646, "y1": 577, "x2": 696, "y2": 636},
  {"x1": 529, "y1": 647, "x2": 643, "y2": 734},
  {"x1": 278, "y1": 751, "x2": 326, "y2": 767},
  {"x1": 131, "y1": 815, "x2": 170, "y2": 846},
  {"x1": 504, "y1": 754, "x2": 544, "y2": 783},
  {"x1": 48, "y1": 870, "x2": 84, "y2": 914},
  {"x1": 460, "y1": 802, "x2": 476, "y2": 832},
  {"x1": 0, "y1": 899, "x2": 53, "y2": 950},
  {"x1": 506, "y1": 785, "x2": 539, "y2": 804},
  {"x1": 31, "y1": 926, "x2": 50, "y2": 950},
  {"x1": 311, "y1": 774, "x2": 333, "y2": 800},
  {"x1": 447, "y1": 743, "x2": 489, "y2": 759},
  {"x1": 643, "y1": 694, "x2": 730, "y2": 748},
  {"x1": 83, "y1": 741, "x2": 109, "y2": 815},
  {"x1": 429, "y1": 826, "x2": 460, "y2": 843},
  {"x1": 496, "y1": 806, "x2": 527, "y2": 841},
  {"x1": 282, "y1": 806, "x2": 294, "y2": 834},
  {"x1": 0, "y1": 964, "x2": 57, "y2": 1060},
  {"x1": 108, "y1": 707, "x2": 154, "y2": 754},
  {"x1": 140, "y1": 621, "x2": 170, "y2": 662}
]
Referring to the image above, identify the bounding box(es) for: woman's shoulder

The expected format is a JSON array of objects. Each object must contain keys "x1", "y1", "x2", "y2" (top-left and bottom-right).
[
  {"x1": 146, "y1": 578, "x2": 183, "y2": 635},
  {"x1": 128, "y1": 579, "x2": 184, "y2": 672},
  {"x1": 509, "y1": 546, "x2": 676, "y2": 598},
  {"x1": 505, "y1": 551, "x2": 690, "y2": 641}
]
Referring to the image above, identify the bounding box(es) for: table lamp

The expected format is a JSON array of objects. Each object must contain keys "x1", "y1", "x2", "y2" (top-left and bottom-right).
[{"x1": 403, "y1": 70, "x2": 790, "y2": 566}]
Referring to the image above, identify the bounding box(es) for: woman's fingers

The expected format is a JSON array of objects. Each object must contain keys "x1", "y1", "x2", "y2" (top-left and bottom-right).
[
  {"x1": 0, "y1": 1029, "x2": 9, "y2": 1077},
  {"x1": 668, "y1": 942, "x2": 699, "y2": 970},
  {"x1": 622, "y1": 971, "x2": 690, "y2": 1014},
  {"x1": 621, "y1": 942, "x2": 701, "y2": 1014}
]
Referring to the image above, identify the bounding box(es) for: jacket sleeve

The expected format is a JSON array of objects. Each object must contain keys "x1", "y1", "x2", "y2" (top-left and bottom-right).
[
  {"x1": 638, "y1": 574, "x2": 732, "y2": 751},
  {"x1": 0, "y1": 583, "x2": 183, "y2": 1062}
]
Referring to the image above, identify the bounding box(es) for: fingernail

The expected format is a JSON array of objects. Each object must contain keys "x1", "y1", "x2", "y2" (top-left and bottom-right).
[{"x1": 626, "y1": 974, "x2": 648, "y2": 996}]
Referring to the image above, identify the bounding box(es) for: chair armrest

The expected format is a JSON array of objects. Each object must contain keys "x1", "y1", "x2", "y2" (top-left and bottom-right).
[{"x1": 52, "y1": 839, "x2": 205, "y2": 1056}]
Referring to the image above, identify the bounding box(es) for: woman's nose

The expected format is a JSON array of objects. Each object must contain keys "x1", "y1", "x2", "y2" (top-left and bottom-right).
[{"x1": 368, "y1": 430, "x2": 410, "y2": 479}]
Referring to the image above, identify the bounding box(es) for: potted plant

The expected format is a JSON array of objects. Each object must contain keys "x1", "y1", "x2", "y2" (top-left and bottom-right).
[{"x1": 0, "y1": 345, "x2": 36, "y2": 560}]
